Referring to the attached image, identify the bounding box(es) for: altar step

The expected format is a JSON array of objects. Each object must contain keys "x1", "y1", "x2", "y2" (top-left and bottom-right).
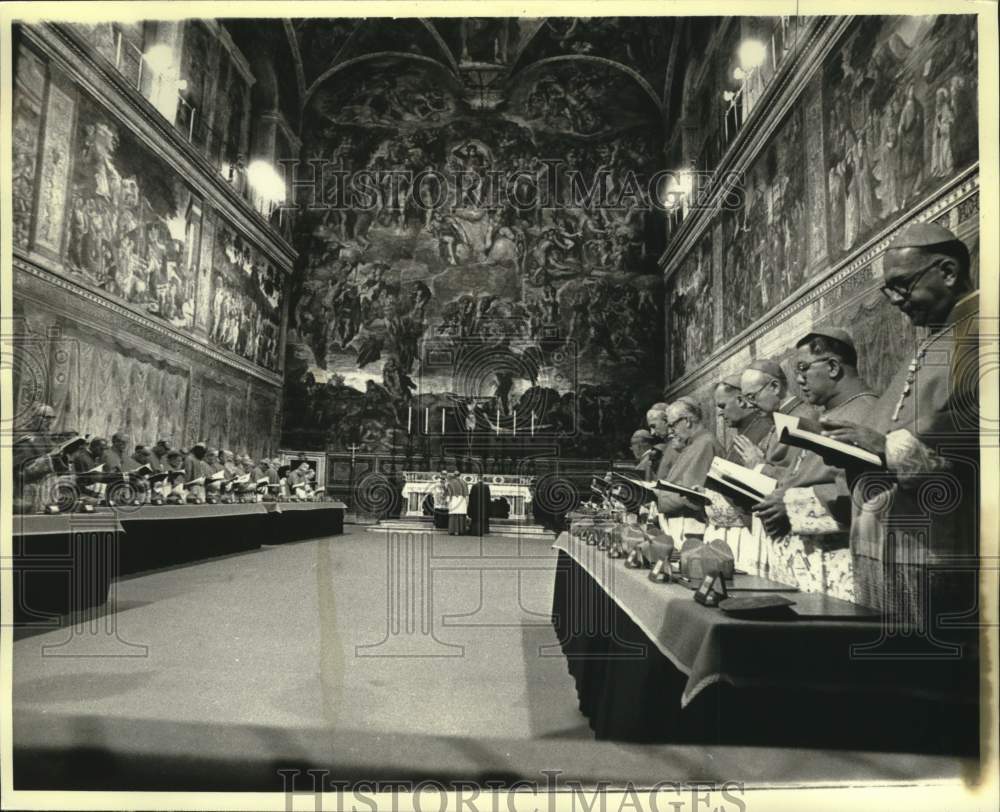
[{"x1": 366, "y1": 517, "x2": 553, "y2": 538}]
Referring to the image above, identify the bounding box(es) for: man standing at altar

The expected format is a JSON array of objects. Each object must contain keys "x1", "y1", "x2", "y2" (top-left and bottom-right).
[
  {"x1": 819, "y1": 223, "x2": 979, "y2": 627},
  {"x1": 446, "y1": 470, "x2": 469, "y2": 536},
  {"x1": 467, "y1": 476, "x2": 492, "y2": 537}
]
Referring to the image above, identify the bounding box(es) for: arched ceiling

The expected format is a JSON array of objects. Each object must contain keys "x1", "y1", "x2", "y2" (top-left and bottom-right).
[{"x1": 226, "y1": 17, "x2": 689, "y2": 140}]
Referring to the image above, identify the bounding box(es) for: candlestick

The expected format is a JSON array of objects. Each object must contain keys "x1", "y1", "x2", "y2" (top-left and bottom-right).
[
  {"x1": 425, "y1": 407, "x2": 429, "y2": 432},
  {"x1": 441, "y1": 408, "x2": 446, "y2": 434},
  {"x1": 531, "y1": 411, "x2": 535, "y2": 437},
  {"x1": 407, "y1": 407, "x2": 412, "y2": 434},
  {"x1": 496, "y1": 406, "x2": 501, "y2": 436},
  {"x1": 512, "y1": 409, "x2": 516, "y2": 437}
]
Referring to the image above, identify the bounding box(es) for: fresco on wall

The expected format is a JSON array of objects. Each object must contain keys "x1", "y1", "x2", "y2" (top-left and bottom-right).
[
  {"x1": 665, "y1": 14, "x2": 979, "y2": 387},
  {"x1": 35, "y1": 82, "x2": 76, "y2": 256},
  {"x1": 823, "y1": 15, "x2": 978, "y2": 258},
  {"x1": 209, "y1": 220, "x2": 284, "y2": 371},
  {"x1": 54, "y1": 91, "x2": 204, "y2": 331},
  {"x1": 668, "y1": 231, "x2": 714, "y2": 380},
  {"x1": 315, "y1": 59, "x2": 459, "y2": 127},
  {"x1": 720, "y1": 103, "x2": 808, "y2": 342},
  {"x1": 14, "y1": 301, "x2": 192, "y2": 447},
  {"x1": 508, "y1": 60, "x2": 659, "y2": 138},
  {"x1": 509, "y1": 18, "x2": 671, "y2": 94},
  {"x1": 12, "y1": 47, "x2": 46, "y2": 250},
  {"x1": 283, "y1": 54, "x2": 664, "y2": 458}
]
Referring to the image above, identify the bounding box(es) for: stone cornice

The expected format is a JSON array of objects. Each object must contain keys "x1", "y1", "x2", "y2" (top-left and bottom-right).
[
  {"x1": 663, "y1": 167, "x2": 980, "y2": 397},
  {"x1": 14, "y1": 252, "x2": 284, "y2": 389},
  {"x1": 20, "y1": 22, "x2": 297, "y2": 274},
  {"x1": 660, "y1": 15, "x2": 849, "y2": 278}
]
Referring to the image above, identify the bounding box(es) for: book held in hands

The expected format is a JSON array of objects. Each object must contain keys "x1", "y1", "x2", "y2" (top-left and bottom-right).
[
  {"x1": 704, "y1": 457, "x2": 777, "y2": 508},
  {"x1": 772, "y1": 412, "x2": 884, "y2": 469},
  {"x1": 617, "y1": 474, "x2": 709, "y2": 503}
]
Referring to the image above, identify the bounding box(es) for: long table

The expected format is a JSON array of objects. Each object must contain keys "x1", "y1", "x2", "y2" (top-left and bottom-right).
[
  {"x1": 12, "y1": 502, "x2": 346, "y2": 622},
  {"x1": 551, "y1": 532, "x2": 979, "y2": 752}
]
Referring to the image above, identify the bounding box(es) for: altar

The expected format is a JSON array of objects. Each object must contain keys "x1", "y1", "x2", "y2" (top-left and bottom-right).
[{"x1": 401, "y1": 472, "x2": 534, "y2": 519}]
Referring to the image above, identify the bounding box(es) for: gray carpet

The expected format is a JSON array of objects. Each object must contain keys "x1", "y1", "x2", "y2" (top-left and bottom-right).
[{"x1": 13, "y1": 527, "x2": 975, "y2": 789}]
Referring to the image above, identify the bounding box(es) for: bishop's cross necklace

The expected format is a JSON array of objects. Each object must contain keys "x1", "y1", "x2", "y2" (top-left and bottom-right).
[{"x1": 891, "y1": 341, "x2": 931, "y2": 423}]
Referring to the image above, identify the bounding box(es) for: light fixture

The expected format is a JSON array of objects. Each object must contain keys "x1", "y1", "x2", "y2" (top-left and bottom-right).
[
  {"x1": 737, "y1": 39, "x2": 767, "y2": 71},
  {"x1": 247, "y1": 160, "x2": 287, "y2": 213},
  {"x1": 723, "y1": 90, "x2": 736, "y2": 103},
  {"x1": 142, "y1": 43, "x2": 174, "y2": 74},
  {"x1": 142, "y1": 43, "x2": 185, "y2": 121},
  {"x1": 677, "y1": 170, "x2": 694, "y2": 198},
  {"x1": 658, "y1": 169, "x2": 695, "y2": 212}
]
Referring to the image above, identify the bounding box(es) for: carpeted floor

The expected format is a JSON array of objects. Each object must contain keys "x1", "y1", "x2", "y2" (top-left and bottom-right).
[{"x1": 12, "y1": 527, "x2": 976, "y2": 790}]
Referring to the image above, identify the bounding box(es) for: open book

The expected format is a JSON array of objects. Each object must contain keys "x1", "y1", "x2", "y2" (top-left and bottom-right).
[
  {"x1": 705, "y1": 457, "x2": 777, "y2": 506},
  {"x1": 614, "y1": 473, "x2": 707, "y2": 502},
  {"x1": 773, "y1": 412, "x2": 884, "y2": 469},
  {"x1": 614, "y1": 473, "x2": 659, "y2": 492},
  {"x1": 655, "y1": 478, "x2": 711, "y2": 503}
]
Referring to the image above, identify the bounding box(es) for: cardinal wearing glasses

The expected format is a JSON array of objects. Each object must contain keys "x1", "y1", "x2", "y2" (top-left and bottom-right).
[
  {"x1": 653, "y1": 397, "x2": 723, "y2": 540},
  {"x1": 751, "y1": 328, "x2": 879, "y2": 598},
  {"x1": 736, "y1": 358, "x2": 816, "y2": 475},
  {"x1": 817, "y1": 222, "x2": 979, "y2": 628}
]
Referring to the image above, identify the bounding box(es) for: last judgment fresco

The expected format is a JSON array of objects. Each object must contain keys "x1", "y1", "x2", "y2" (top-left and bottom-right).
[{"x1": 283, "y1": 33, "x2": 668, "y2": 459}]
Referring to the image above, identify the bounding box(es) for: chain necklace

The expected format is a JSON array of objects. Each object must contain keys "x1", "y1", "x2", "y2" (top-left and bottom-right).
[{"x1": 891, "y1": 342, "x2": 932, "y2": 423}]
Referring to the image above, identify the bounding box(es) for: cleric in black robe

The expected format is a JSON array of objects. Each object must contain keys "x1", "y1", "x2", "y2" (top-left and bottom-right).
[{"x1": 467, "y1": 479, "x2": 492, "y2": 536}]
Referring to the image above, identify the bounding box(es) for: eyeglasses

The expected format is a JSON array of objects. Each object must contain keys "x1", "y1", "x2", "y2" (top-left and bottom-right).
[
  {"x1": 794, "y1": 357, "x2": 834, "y2": 375},
  {"x1": 880, "y1": 259, "x2": 942, "y2": 302},
  {"x1": 665, "y1": 415, "x2": 689, "y2": 431},
  {"x1": 738, "y1": 380, "x2": 772, "y2": 407}
]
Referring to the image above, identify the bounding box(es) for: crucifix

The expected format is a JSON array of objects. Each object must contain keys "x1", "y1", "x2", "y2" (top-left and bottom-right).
[{"x1": 347, "y1": 443, "x2": 362, "y2": 515}]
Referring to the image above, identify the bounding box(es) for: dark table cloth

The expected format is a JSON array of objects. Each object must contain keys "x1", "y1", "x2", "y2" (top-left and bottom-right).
[
  {"x1": 552, "y1": 532, "x2": 978, "y2": 753},
  {"x1": 12, "y1": 503, "x2": 347, "y2": 621}
]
